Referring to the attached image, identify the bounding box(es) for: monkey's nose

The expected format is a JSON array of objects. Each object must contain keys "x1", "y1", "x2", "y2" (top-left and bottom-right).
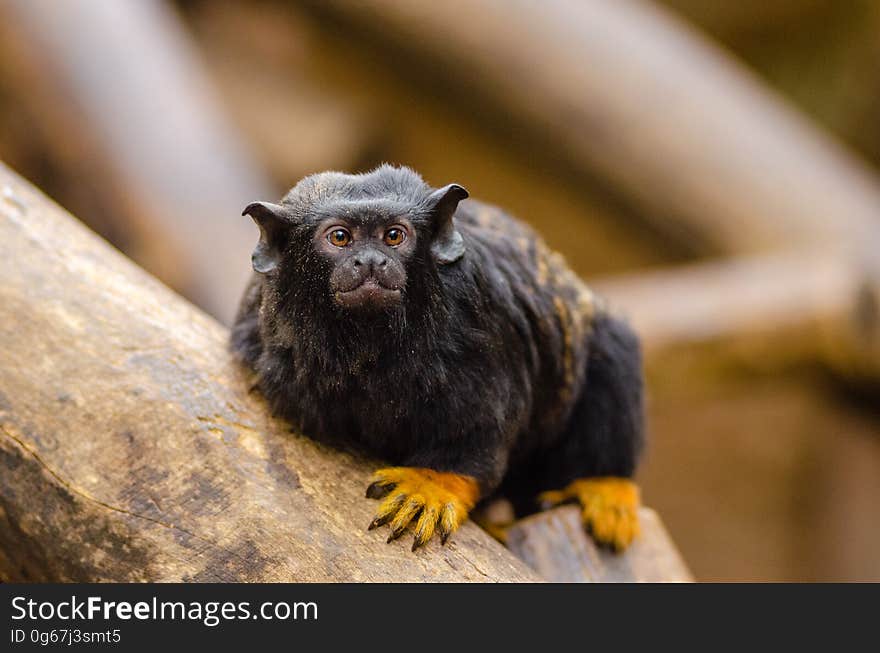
[{"x1": 354, "y1": 251, "x2": 389, "y2": 273}]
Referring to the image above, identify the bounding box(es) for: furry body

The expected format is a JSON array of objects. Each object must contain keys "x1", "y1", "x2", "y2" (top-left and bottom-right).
[{"x1": 232, "y1": 165, "x2": 644, "y2": 543}]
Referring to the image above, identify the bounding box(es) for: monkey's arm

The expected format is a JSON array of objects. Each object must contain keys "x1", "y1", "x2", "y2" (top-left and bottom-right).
[
  {"x1": 536, "y1": 313, "x2": 645, "y2": 551},
  {"x1": 364, "y1": 424, "x2": 511, "y2": 551}
]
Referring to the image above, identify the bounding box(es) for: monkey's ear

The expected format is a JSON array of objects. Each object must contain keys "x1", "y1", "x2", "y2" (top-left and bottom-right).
[
  {"x1": 242, "y1": 201, "x2": 293, "y2": 273},
  {"x1": 425, "y1": 183, "x2": 469, "y2": 265}
]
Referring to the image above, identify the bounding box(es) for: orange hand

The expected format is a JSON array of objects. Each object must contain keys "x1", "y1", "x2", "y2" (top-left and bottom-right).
[
  {"x1": 539, "y1": 477, "x2": 641, "y2": 552},
  {"x1": 366, "y1": 467, "x2": 480, "y2": 550}
]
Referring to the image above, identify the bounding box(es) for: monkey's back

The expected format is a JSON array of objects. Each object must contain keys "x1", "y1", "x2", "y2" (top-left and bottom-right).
[{"x1": 451, "y1": 199, "x2": 601, "y2": 445}]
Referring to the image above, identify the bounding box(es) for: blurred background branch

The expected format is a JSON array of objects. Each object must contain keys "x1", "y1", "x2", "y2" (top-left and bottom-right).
[{"x1": 3, "y1": 0, "x2": 273, "y2": 322}]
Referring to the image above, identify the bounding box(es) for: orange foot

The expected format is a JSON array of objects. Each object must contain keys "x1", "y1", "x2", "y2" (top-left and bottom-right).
[
  {"x1": 365, "y1": 467, "x2": 479, "y2": 551},
  {"x1": 538, "y1": 477, "x2": 641, "y2": 552}
]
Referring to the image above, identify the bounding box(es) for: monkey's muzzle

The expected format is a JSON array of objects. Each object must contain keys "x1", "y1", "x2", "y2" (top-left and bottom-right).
[{"x1": 333, "y1": 278, "x2": 402, "y2": 310}]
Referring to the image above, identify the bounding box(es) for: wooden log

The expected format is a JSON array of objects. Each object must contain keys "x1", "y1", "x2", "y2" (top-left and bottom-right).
[
  {"x1": 0, "y1": 163, "x2": 689, "y2": 582},
  {"x1": 506, "y1": 506, "x2": 693, "y2": 583},
  {"x1": 0, "y1": 162, "x2": 536, "y2": 582}
]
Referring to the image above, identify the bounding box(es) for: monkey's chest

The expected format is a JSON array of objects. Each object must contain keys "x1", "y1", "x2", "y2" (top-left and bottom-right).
[{"x1": 287, "y1": 347, "x2": 424, "y2": 442}]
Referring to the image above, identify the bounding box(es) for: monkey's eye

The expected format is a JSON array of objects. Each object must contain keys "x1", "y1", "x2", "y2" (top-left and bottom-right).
[
  {"x1": 384, "y1": 227, "x2": 406, "y2": 247},
  {"x1": 327, "y1": 229, "x2": 352, "y2": 247}
]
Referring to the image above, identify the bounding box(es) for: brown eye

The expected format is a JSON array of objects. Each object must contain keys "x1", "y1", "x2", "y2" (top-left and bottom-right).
[
  {"x1": 328, "y1": 229, "x2": 351, "y2": 247},
  {"x1": 384, "y1": 227, "x2": 406, "y2": 247}
]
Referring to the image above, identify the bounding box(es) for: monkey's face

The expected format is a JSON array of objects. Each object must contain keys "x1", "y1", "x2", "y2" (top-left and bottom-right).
[
  {"x1": 315, "y1": 216, "x2": 414, "y2": 311},
  {"x1": 242, "y1": 166, "x2": 468, "y2": 317}
]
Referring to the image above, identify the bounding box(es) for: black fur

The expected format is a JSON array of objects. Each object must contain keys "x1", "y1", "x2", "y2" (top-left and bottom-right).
[{"x1": 231, "y1": 165, "x2": 644, "y2": 506}]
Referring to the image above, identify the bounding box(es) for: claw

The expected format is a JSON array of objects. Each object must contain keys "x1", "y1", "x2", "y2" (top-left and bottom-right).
[
  {"x1": 366, "y1": 481, "x2": 394, "y2": 499},
  {"x1": 368, "y1": 492, "x2": 406, "y2": 530},
  {"x1": 438, "y1": 503, "x2": 459, "y2": 545},
  {"x1": 387, "y1": 497, "x2": 422, "y2": 541},
  {"x1": 411, "y1": 506, "x2": 439, "y2": 551},
  {"x1": 387, "y1": 529, "x2": 405, "y2": 543},
  {"x1": 368, "y1": 513, "x2": 393, "y2": 531}
]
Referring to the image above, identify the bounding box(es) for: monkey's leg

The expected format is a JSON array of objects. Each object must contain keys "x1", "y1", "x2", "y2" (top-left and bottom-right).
[
  {"x1": 537, "y1": 312, "x2": 645, "y2": 552},
  {"x1": 365, "y1": 467, "x2": 481, "y2": 551}
]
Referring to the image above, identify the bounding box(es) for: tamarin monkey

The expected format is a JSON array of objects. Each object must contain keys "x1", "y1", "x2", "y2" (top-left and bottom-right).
[{"x1": 232, "y1": 165, "x2": 645, "y2": 552}]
